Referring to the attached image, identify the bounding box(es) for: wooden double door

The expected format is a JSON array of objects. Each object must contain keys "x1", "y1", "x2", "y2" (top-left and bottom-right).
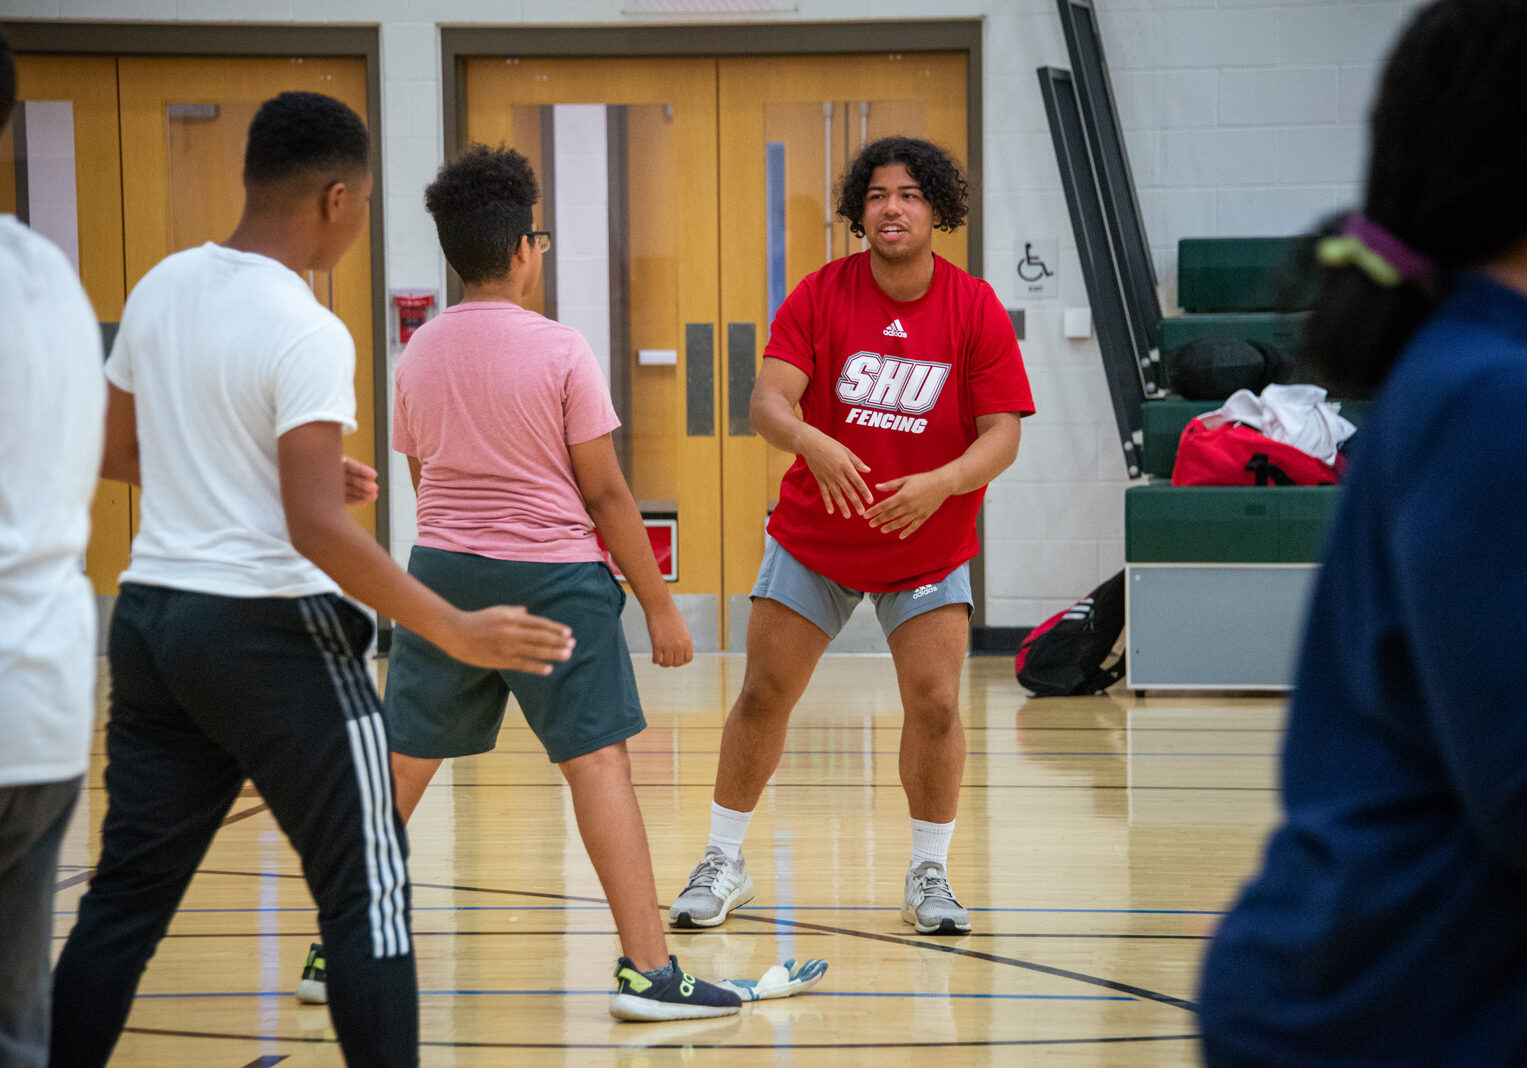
[
  {"x1": 3, "y1": 54, "x2": 376, "y2": 594},
  {"x1": 4, "y1": 48, "x2": 965, "y2": 645},
  {"x1": 464, "y1": 53, "x2": 968, "y2": 647}
]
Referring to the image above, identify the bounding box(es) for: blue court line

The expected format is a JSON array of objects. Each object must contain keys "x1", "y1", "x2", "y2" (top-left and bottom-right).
[
  {"x1": 134, "y1": 989, "x2": 1138, "y2": 1002},
  {"x1": 60, "y1": 904, "x2": 1225, "y2": 916}
]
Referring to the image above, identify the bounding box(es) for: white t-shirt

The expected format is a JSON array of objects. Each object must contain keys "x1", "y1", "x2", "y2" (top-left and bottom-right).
[
  {"x1": 106, "y1": 243, "x2": 357, "y2": 597},
  {"x1": 0, "y1": 216, "x2": 106, "y2": 787}
]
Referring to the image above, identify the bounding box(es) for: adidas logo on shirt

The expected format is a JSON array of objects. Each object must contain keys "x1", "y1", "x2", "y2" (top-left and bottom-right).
[
  {"x1": 883, "y1": 319, "x2": 908, "y2": 338},
  {"x1": 912, "y1": 584, "x2": 938, "y2": 599}
]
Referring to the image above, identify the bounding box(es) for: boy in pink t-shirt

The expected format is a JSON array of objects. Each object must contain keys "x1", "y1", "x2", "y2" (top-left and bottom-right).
[{"x1": 382, "y1": 145, "x2": 744, "y2": 1022}]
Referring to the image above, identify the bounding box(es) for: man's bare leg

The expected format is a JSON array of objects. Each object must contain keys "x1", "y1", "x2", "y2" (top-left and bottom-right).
[
  {"x1": 712, "y1": 598, "x2": 834, "y2": 811},
  {"x1": 887, "y1": 603, "x2": 971, "y2": 933},
  {"x1": 669, "y1": 599, "x2": 832, "y2": 928},
  {"x1": 886, "y1": 603, "x2": 969, "y2": 821}
]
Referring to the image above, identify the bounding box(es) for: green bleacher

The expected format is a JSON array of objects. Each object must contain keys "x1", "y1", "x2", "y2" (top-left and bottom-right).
[{"x1": 1124, "y1": 241, "x2": 1361, "y2": 690}]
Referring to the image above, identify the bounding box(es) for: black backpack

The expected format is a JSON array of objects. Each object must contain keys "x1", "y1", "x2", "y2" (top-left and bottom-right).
[{"x1": 1014, "y1": 571, "x2": 1127, "y2": 697}]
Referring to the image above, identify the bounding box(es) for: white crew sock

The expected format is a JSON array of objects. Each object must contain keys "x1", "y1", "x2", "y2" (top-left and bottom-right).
[
  {"x1": 708, "y1": 801, "x2": 754, "y2": 860},
  {"x1": 910, "y1": 817, "x2": 956, "y2": 868}
]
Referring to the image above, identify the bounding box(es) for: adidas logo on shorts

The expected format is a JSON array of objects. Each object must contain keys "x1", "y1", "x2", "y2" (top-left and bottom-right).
[{"x1": 912, "y1": 584, "x2": 937, "y2": 599}]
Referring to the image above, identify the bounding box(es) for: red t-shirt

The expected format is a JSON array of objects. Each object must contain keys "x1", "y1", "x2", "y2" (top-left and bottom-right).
[{"x1": 764, "y1": 252, "x2": 1035, "y2": 592}]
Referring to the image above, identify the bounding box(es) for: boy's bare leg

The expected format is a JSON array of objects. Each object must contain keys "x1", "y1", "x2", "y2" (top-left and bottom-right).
[
  {"x1": 391, "y1": 752, "x2": 444, "y2": 824},
  {"x1": 560, "y1": 740, "x2": 668, "y2": 971},
  {"x1": 712, "y1": 598, "x2": 833, "y2": 812}
]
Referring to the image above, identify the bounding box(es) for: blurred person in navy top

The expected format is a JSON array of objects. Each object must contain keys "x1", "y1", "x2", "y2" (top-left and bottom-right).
[{"x1": 1197, "y1": 1, "x2": 1527, "y2": 1064}]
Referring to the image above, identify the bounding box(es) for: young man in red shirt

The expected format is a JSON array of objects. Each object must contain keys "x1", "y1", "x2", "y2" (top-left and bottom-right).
[{"x1": 671, "y1": 137, "x2": 1034, "y2": 935}]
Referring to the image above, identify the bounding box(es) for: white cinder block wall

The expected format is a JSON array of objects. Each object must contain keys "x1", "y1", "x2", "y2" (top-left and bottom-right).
[
  {"x1": 977, "y1": 0, "x2": 1419, "y2": 628},
  {"x1": 16, "y1": 0, "x2": 1423, "y2": 629}
]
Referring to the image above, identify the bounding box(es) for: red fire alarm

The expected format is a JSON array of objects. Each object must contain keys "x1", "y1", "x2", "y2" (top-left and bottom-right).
[{"x1": 391, "y1": 290, "x2": 436, "y2": 344}]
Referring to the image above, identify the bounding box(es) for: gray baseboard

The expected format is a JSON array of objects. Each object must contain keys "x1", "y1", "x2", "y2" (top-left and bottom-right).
[{"x1": 620, "y1": 593, "x2": 721, "y2": 653}]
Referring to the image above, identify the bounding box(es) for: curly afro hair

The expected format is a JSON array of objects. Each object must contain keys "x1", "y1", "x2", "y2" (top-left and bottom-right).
[
  {"x1": 243, "y1": 91, "x2": 368, "y2": 187},
  {"x1": 835, "y1": 136, "x2": 968, "y2": 237},
  {"x1": 1300, "y1": 0, "x2": 1527, "y2": 397},
  {"x1": 425, "y1": 143, "x2": 539, "y2": 285}
]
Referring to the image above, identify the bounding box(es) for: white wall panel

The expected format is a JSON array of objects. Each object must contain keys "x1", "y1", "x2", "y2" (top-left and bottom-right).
[
  {"x1": 1277, "y1": 4, "x2": 1414, "y2": 66},
  {"x1": 1220, "y1": 67, "x2": 1341, "y2": 126},
  {"x1": 1278, "y1": 125, "x2": 1365, "y2": 186},
  {"x1": 1159, "y1": 128, "x2": 1280, "y2": 188}
]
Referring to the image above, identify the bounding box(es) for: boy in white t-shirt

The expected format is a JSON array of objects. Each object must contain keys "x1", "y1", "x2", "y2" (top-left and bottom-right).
[
  {"x1": 380, "y1": 144, "x2": 744, "y2": 1021},
  {"x1": 0, "y1": 33, "x2": 107, "y2": 1067},
  {"x1": 48, "y1": 93, "x2": 574, "y2": 1067}
]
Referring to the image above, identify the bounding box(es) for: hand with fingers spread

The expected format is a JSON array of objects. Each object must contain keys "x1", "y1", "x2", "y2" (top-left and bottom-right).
[
  {"x1": 801, "y1": 432, "x2": 874, "y2": 517},
  {"x1": 646, "y1": 602, "x2": 694, "y2": 668},
  {"x1": 342, "y1": 456, "x2": 379, "y2": 505},
  {"x1": 865, "y1": 470, "x2": 954, "y2": 539},
  {"x1": 442, "y1": 605, "x2": 575, "y2": 675}
]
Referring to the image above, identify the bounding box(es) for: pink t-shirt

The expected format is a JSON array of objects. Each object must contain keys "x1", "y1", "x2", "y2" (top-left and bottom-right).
[{"x1": 392, "y1": 302, "x2": 619, "y2": 562}]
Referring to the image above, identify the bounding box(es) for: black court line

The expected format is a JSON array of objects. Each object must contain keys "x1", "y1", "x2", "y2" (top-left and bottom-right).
[
  {"x1": 727, "y1": 913, "x2": 1199, "y2": 1012},
  {"x1": 54, "y1": 870, "x2": 93, "y2": 891},
  {"x1": 220, "y1": 803, "x2": 270, "y2": 826},
  {"x1": 136, "y1": 928, "x2": 1208, "y2": 943},
  {"x1": 121, "y1": 1025, "x2": 1200, "y2": 1051},
  {"x1": 192, "y1": 869, "x2": 614, "y2": 907},
  {"x1": 88, "y1": 866, "x2": 1203, "y2": 1052},
  {"x1": 53, "y1": 804, "x2": 273, "y2": 892},
  {"x1": 130, "y1": 868, "x2": 1200, "y2": 1014}
]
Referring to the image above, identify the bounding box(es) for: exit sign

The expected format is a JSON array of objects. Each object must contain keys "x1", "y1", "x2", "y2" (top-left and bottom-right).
[{"x1": 596, "y1": 517, "x2": 677, "y2": 582}]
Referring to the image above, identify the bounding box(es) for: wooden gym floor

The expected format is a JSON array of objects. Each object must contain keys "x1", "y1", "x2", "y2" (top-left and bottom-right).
[{"x1": 54, "y1": 653, "x2": 1286, "y2": 1066}]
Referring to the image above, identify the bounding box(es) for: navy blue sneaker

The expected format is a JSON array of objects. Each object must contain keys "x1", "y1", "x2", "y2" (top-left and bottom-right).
[{"x1": 609, "y1": 955, "x2": 743, "y2": 1021}]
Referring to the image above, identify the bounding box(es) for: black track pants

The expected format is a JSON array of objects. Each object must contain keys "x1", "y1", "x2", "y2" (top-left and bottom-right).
[{"x1": 50, "y1": 584, "x2": 417, "y2": 1067}]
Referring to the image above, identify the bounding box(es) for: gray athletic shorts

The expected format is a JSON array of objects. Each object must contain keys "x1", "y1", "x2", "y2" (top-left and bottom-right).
[{"x1": 751, "y1": 535, "x2": 972, "y2": 639}]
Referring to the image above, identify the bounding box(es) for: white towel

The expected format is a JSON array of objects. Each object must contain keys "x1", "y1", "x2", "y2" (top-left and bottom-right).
[{"x1": 1200, "y1": 383, "x2": 1357, "y2": 466}]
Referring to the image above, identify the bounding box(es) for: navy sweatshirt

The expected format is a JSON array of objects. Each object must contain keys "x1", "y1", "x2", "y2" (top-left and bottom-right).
[{"x1": 1198, "y1": 273, "x2": 1527, "y2": 1066}]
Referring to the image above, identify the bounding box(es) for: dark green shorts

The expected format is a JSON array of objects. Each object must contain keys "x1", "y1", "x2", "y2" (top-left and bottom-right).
[{"x1": 382, "y1": 546, "x2": 645, "y2": 764}]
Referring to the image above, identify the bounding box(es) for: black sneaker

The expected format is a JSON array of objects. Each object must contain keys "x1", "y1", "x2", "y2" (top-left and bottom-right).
[
  {"x1": 295, "y1": 942, "x2": 328, "y2": 1004},
  {"x1": 609, "y1": 955, "x2": 743, "y2": 1022}
]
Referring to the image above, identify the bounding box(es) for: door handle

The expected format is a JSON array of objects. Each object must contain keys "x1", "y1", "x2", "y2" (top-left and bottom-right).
[
  {"x1": 685, "y1": 323, "x2": 714, "y2": 437},
  {"x1": 726, "y1": 322, "x2": 757, "y2": 436}
]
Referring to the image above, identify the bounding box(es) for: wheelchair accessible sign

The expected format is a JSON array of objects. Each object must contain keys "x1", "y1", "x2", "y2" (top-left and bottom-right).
[{"x1": 1017, "y1": 239, "x2": 1058, "y2": 299}]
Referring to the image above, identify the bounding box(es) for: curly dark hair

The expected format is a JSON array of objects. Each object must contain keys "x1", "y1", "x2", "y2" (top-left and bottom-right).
[
  {"x1": 243, "y1": 91, "x2": 369, "y2": 187},
  {"x1": 425, "y1": 143, "x2": 539, "y2": 285},
  {"x1": 835, "y1": 136, "x2": 968, "y2": 237},
  {"x1": 1299, "y1": 0, "x2": 1527, "y2": 397}
]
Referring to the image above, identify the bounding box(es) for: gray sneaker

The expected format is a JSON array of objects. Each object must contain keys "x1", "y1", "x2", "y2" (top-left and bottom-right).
[
  {"x1": 670, "y1": 846, "x2": 755, "y2": 928},
  {"x1": 901, "y1": 861, "x2": 971, "y2": 935}
]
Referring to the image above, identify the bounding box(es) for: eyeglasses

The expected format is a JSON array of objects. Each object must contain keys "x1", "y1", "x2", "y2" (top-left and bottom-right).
[{"x1": 521, "y1": 231, "x2": 552, "y2": 253}]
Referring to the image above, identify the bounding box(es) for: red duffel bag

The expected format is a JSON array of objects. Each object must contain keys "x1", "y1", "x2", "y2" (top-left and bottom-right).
[{"x1": 1171, "y1": 417, "x2": 1338, "y2": 486}]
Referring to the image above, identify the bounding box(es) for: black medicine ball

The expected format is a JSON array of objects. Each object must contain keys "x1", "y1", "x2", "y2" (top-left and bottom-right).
[{"x1": 1166, "y1": 337, "x2": 1291, "y2": 401}]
